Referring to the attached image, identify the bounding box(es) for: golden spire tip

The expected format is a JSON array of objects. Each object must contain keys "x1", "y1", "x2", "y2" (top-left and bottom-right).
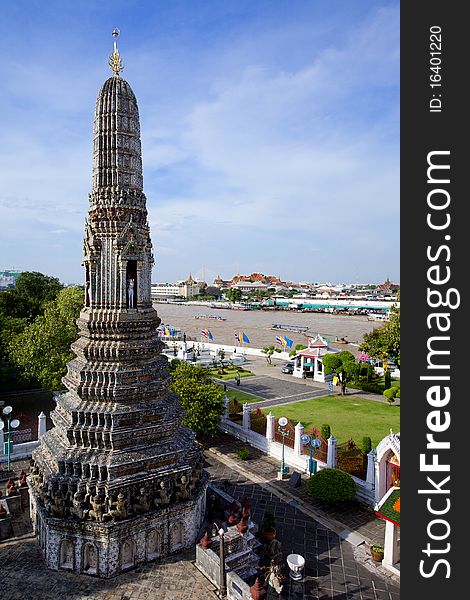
[{"x1": 109, "y1": 28, "x2": 124, "y2": 76}]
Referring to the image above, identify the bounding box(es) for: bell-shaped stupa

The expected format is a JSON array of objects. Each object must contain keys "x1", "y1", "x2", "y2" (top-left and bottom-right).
[{"x1": 28, "y1": 30, "x2": 207, "y2": 578}]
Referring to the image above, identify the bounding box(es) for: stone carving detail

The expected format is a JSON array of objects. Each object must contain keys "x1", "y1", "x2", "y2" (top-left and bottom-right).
[
  {"x1": 82, "y1": 543, "x2": 98, "y2": 574},
  {"x1": 60, "y1": 539, "x2": 74, "y2": 568},
  {"x1": 146, "y1": 529, "x2": 160, "y2": 559},
  {"x1": 121, "y1": 539, "x2": 135, "y2": 568},
  {"x1": 133, "y1": 487, "x2": 150, "y2": 514},
  {"x1": 155, "y1": 480, "x2": 172, "y2": 508},
  {"x1": 175, "y1": 475, "x2": 190, "y2": 501},
  {"x1": 102, "y1": 492, "x2": 127, "y2": 521},
  {"x1": 88, "y1": 493, "x2": 107, "y2": 523}
]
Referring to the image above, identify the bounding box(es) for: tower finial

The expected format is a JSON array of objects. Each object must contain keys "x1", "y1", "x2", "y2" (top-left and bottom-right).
[{"x1": 108, "y1": 28, "x2": 124, "y2": 76}]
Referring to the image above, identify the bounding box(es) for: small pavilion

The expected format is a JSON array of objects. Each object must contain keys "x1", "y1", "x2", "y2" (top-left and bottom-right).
[
  {"x1": 373, "y1": 429, "x2": 400, "y2": 577},
  {"x1": 375, "y1": 487, "x2": 400, "y2": 576},
  {"x1": 291, "y1": 334, "x2": 337, "y2": 382}
]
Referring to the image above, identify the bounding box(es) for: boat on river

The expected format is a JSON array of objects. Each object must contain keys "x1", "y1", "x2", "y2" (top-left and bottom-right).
[
  {"x1": 367, "y1": 312, "x2": 390, "y2": 322},
  {"x1": 195, "y1": 314, "x2": 227, "y2": 321},
  {"x1": 271, "y1": 323, "x2": 309, "y2": 332}
]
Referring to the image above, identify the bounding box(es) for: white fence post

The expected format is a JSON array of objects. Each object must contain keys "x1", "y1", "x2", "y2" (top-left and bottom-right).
[
  {"x1": 0, "y1": 427, "x2": 5, "y2": 458},
  {"x1": 266, "y1": 412, "x2": 275, "y2": 442},
  {"x1": 366, "y1": 449, "x2": 376, "y2": 489},
  {"x1": 242, "y1": 404, "x2": 251, "y2": 430},
  {"x1": 38, "y1": 412, "x2": 47, "y2": 438},
  {"x1": 327, "y1": 435, "x2": 337, "y2": 468},
  {"x1": 294, "y1": 422, "x2": 304, "y2": 456},
  {"x1": 223, "y1": 395, "x2": 230, "y2": 420}
]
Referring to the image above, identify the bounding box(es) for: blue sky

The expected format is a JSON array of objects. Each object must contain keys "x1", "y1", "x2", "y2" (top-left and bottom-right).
[{"x1": 0, "y1": 0, "x2": 399, "y2": 285}]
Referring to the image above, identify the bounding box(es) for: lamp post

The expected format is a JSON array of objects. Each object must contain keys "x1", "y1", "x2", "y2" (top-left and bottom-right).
[
  {"x1": 278, "y1": 417, "x2": 290, "y2": 475},
  {"x1": 214, "y1": 523, "x2": 227, "y2": 597},
  {"x1": 301, "y1": 433, "x2": 321, "y2": 476},
  {"x1": 0, "y1": 406, "x2": 20, "y2": 471}
]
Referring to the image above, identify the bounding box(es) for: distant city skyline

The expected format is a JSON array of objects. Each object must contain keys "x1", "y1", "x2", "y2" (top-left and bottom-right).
[{"x1": 0, "y1": 1, "x2": 399, "y2": 285}]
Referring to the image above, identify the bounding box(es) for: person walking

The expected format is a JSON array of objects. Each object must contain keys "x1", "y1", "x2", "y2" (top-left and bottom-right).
[{"x1": 235, "y1": 372, "x2": 241, "y2": 386}]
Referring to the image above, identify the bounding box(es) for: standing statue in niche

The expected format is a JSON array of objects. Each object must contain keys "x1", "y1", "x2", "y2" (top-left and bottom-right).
[{"x1": 127, "y1": 277, "x2": 135, "y2": 308}]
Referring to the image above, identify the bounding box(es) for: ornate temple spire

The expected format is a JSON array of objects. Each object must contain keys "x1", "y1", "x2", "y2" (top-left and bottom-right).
[
  {"x1": 108, "y1": 28, "x2": 124, "y2": 76},
  {"x1": 29, "y1": 32, "x2": 208, "y2": 579},
  {"x1": 92, "y1": 31, "x2": 143, "y2": 192}
]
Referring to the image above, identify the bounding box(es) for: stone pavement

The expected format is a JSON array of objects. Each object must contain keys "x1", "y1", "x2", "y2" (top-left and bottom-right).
[
  {"x1": 202, "y1": 444, "x2": 399, "y2": 599},
  {"x1": 0, "y1": 443, "x2": 399, "y2": 600},
  {"x1": 204, "y1": 433, "x2": 386, "y2": 548},
  {"x1": 0, "y1": 536, "x2": 219, "y2": 600}
]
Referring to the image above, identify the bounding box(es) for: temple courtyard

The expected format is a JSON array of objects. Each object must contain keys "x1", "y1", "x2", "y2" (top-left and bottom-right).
[{"x1": 1, "y1": 438, "x2": 399, "y2": 600}]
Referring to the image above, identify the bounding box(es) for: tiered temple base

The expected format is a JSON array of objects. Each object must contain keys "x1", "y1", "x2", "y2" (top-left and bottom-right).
[{"x1": 32, "y1": 472, "x2": 207, "y2": 578}]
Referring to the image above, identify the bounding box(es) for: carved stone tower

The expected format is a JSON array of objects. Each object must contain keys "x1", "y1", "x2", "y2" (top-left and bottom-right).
[{"x1": 28, "y1": 31, "x2": 207, "y2": 578}]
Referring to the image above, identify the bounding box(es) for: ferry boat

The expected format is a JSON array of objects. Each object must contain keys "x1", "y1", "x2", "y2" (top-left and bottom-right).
[
  {"x1": 271, "y1": 323, "x2": 309, "y2": 333},
  {"x1": 367, "y1": 312, "x2": 390, "y2": 322},
  {"x1": 232, "y1": 304, "x2": 251, "y2": 311},
  {"x1": 194, "y1": 314, "x2": 227, "y2": 321}
]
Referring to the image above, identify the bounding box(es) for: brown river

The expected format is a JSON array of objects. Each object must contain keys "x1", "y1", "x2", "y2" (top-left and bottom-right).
[{"x1": 153, "y1": 303, "x2": 379, "y2": 354}]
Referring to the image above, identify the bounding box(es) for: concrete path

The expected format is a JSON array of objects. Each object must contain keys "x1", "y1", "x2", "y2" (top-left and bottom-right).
[{"x1": 222, "y1": 355, "x2": 400, "y2": 407}]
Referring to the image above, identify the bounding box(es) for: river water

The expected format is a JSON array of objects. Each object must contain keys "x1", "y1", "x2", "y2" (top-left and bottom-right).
[{"x1": 153, "y1": 303, "x2": 378, "y2": 354}]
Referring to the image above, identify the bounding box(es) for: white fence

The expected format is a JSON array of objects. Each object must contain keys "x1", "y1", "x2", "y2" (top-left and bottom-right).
[
  {"x1": 0, "y1": 412, "x2": 46, "y2": 464},
  {"x1": 218, "y1": 408, "x2": 376, "y2": 507}
]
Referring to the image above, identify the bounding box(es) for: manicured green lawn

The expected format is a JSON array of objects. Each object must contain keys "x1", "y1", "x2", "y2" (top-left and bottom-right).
[
  {"x1": 268, "y1": 395, "x2": 400, "y2": 448},
  {"x1": 219, "y1": 387, "x2": 262, "y2": 404},
  {"x1": 209, "y1": 366, "x2": 255, "y2": 380}
]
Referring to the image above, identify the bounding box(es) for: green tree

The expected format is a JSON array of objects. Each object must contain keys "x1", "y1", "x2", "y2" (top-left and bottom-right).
[
  {"x1": 6, "y1": 286, "x2": 83, "y2": 390},
  {"x1": 289, "y1": 344, "x2": 307, "y2": 357},
  {"x1": 226, "y1": 288, "x2": 243, "y2": 303},
  {"x1": 322, "y1": 351, "x2": 356, "y2": 396},
  {"x1": 217, "y1": 348, "x2": 227, "y2": 374},
  {"x1": 360, "y1": 306, "x2": 400, "y2": 366},
  {"x1": 171, "y1": 362, "x2": 225, "y2": 438},
  {"x1": 261, "y1": 345, "x2": 281, "y2": 365}
]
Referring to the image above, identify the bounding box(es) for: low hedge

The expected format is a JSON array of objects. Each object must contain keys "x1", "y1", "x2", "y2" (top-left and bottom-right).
[{"x1": 307, "y1": 468, "x2": 357, "y2": 503}]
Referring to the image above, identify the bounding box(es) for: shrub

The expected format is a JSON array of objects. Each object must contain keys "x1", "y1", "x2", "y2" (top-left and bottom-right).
[
  {"x1": 229, "y1": 398, "x2": 242, "y2": 414},
  {"x1": 384, "y1": 387, "x2": 398, "y2": 403},
  {"x1": 236, "y1": 447, "x2": 250, "y2": 460},
  {"x1": 395, "y1": 388, "x2": 400, "y2": 398},
  {"x1": 362, "y1": 436, "x2": 372, "y2": 454},
  {"x1": 384, "y1": 370, "x2": 392, "y2": 389},
  {"x1": 320, "y1": 424, "x2": 331, "y2": 439},
  {"x1": 360, "y1": 382, "x2": 385, "y2": 394},
  {"x1": 307, "y1": 468, "x2": 357, "y2": 503},
  {"x1": 169, "y1": 358, "x2": 180, "y2": 371}
]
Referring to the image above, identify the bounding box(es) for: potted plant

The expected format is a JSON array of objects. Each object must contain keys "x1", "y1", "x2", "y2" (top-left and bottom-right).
[
  {"x1": 370, "y1": 545, "x2": 384, "y2": 562},
  {"x1": 260, "y1": 511, "x2": 277, "y2": 543}
]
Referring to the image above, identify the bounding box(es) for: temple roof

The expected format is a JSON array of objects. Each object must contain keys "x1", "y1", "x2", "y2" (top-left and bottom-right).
[{"x1": 375, "y1": 487, "x2": 400, "y2": 527}]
